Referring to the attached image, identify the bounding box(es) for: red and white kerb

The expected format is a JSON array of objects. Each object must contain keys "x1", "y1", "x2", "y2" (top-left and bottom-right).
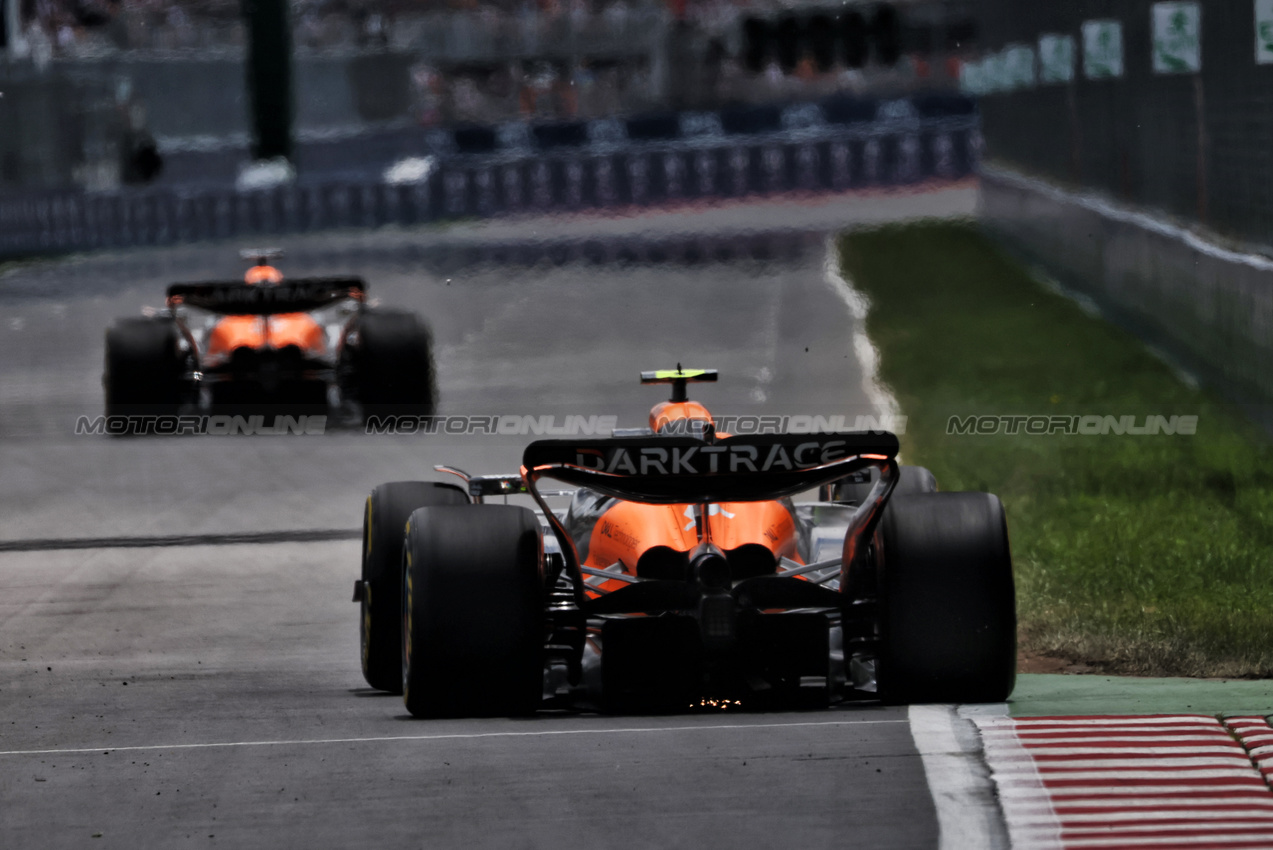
[{"x1": 974, "y1": 714, "x2": 1273, "y2": 849}]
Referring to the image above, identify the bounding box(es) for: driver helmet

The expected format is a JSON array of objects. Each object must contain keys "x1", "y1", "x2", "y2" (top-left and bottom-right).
[
  {"x1": 244, "y1": 263, "x2": 283, "y2": 285},
  {"x1": 649, "y1": 400, "x2": 714, "y2": 436}
]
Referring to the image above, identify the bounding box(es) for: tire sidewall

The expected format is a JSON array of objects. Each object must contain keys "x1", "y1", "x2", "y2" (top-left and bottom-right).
[
  {"x1": 402, "y1": 504, "x2": 544, "y2": 717},
  {"x1": 875, "y1": 491, "x2": 1016, "y2": 704},
  {"x1": 359, "y1": 481, "x2": 467, "y2": 692}
]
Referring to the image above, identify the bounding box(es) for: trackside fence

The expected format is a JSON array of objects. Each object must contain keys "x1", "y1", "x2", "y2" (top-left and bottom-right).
[{"x1": 0, "y1": 106, "x2": 979, "y2": 259}]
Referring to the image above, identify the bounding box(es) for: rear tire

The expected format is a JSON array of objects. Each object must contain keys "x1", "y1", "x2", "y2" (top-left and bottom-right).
[
  {"x1": 354, "y1": 310, "x2": 436, "y2": 422},
  {"x1": 402, "y1": 505, "x2": 544, "y2": 717},
  {"x1": 360, "y1": 482, "x2": 468, "y2": 693},
  {"x1": 103, "y1": 318, "x2": 186, "y2": 419},
  {"x1": 875, "y1": 492, "x2": 1016, "y2": 703}
]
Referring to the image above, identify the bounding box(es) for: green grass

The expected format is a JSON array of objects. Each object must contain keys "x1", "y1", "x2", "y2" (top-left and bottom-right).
[{"x1": 839, "y1": 221, "x2": 1273, "y2": 678}]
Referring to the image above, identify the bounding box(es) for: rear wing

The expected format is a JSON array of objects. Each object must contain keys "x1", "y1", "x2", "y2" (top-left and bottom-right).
[
  {"x1": 521, "y1": 432, "x2": 898, "y2": 504},
  {"x1": 520, "y1": 431, "x2": 901, "y2": 609},
  {"x1": 166, "y1": 277, "x2": 365, "y2": 314}
]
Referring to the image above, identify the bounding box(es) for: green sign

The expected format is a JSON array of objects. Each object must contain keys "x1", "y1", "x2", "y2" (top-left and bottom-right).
[
  {"x1": 1152, "y1": 2, "x2": 1201, "y2": 74},
  {"x1": 1038, "y1": 34, "x2": 1076, "y2": 84},
  {"x1": 1082, "y1": 20, "x2": 1124, "y2": 79},
  {"x1": 1257, "y1": 0, "x2": 1273, "y2": 64}
]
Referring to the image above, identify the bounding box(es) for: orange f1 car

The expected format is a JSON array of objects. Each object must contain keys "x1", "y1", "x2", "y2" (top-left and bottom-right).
[
  {"x1": 355, "y1": 368, "x2": 1017, "y2": 716},
  {"x1": 103, "y1": 251, "x2": 435, "y2": 423}
]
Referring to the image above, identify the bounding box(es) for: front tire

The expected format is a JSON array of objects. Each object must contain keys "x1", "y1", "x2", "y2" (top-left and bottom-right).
[
  {"x1": 874, "y1": 492, "x2": 1016, "y2": 703},
  {"x1": 360, "y1": 482, "x2": 468, "y2": 692},
  {"x1": 402, "y1": 505, "x2": 544, "y2": 718}
]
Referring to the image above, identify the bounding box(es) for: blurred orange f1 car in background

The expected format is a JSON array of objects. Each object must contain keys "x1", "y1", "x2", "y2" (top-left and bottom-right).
[{"x1": 103, "y1": 250, "x2": 435, "y2": 424}]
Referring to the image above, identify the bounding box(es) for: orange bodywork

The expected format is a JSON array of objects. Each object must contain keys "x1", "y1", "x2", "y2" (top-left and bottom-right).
[
  {"x1": 204, "y1": 313, "x2": 326, "y2": 363},
  {"x1": 577, "y1": 382, "x2": 804, "y2": 596},
  {"x1": 583, "y1": 498, "x2": 801, "y2": 595}
]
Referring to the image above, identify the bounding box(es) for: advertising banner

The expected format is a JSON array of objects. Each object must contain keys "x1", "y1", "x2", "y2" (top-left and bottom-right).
[
  {"x1": 1003, "y1": 44, "x2": 1037, "y2": 90},
  {"x1": 1039, "y1": 34, "x2": 1077, "y2": 84},
  {"x1": 1257, "y1": 0, "x2": 1273, "y2": 64},
  {"x1": 1152, "y1": 2, "x2": 1202, "y2": 74},
  {"x1": 1082, "y1": 20, "x2": 1124, "y2": 79}
]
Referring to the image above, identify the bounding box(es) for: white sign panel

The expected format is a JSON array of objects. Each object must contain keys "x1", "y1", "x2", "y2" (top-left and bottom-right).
[
  {"x1": 1082, "y1": 20, "x2": 1124, "y2": 79},
  {"x1": 1152, "y1": 2, "x2": 1201, "y2": 74},
  {"x1": 1038, "y1": 34, "x2": 1076, "y2": 83},
  {"x1": 962, "y1": 53, "x2": 1009, "y2": 96},
  {"x1": 981, "y1": 53, "x2": 1007, "y2": 93},
  {"x1": 1003, "y1": 43, "x2": 1037, "y2": 90},
  {"x1": 959, "y1": 59, "x2": 986, "y2": 96},
  {"x1": 1257, "y1": 0, "x2": 1273, "y2": 64}
]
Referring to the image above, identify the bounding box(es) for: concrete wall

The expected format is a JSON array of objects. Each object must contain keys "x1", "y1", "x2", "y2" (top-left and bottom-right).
[{"x1": 980, "y1": 167, "x2": 1273, "y2": 409}]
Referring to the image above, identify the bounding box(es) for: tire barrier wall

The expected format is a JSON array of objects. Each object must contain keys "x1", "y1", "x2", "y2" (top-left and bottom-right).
[
  {"x1": 0, "y1": 229, "x2": 826, "y2": 306},
  {"x1": 0, "y1": 114, "x2": 979, "y2": 260},
  {"x1": 367, "y1": 229, "x2": 828, "y2": 274},
  {"x1": 981, "y1": 167, "x2": 1273, "y2": 410}
]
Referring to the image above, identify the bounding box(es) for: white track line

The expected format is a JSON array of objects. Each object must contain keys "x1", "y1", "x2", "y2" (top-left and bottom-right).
[
  {"x1": 1013, "y1": 822, "x2": 1273, "y2": 836},
  {"x1": 1037, "y1": 786, "x2": 1272, "y2": 797},
  {"x1": 908, "y1": 704, "x2": 1010, "y2": 850},
  {"x1": 0, "y1": 717, "x2": 904, "y2": 757},
  {"x1": 979, "y1": 717, "x2": 1217, "y2": 727},
  {"x1": 992, "y1": 758, "x2": 1255, "y2": 770},
  {"x1": 1025, "y1": 770, "x2": 1265, "y2": 781},
  {"x1": 987, "y1": 732, "x2": 1237, "y2": 738},
  {"x1": 822, "y1": 238, "x2": 904, "y2": 432},
  {"x1": 1036, "y1": 797, "x2": 1273, "y2": 809},
  {"x1": 1012, "y1": 810, "x2": 1273, "y2": 824},
  {"x1": 1058, "y1": 834, "x2": 1273, "y2": 848},
  {"x1": 1014, "y1": 746, "x2": 1246, "y2": 757}
]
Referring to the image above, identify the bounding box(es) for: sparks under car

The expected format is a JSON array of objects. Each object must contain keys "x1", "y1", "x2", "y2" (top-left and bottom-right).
[
  {"x1": 102, "y1": 251, "x2": 435, "y2": 424},
  {"x1": 354, "y1": 368, "x2": 1017, "y2": 716}
]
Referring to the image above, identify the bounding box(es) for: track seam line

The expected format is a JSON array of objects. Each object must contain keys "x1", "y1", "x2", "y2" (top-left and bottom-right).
[
  {"x1": 0, "y1": 529, "x2": 361, "y2": 553},
  {"x1": 0, "y1": 717, "x2": 905, "y2": 757}
]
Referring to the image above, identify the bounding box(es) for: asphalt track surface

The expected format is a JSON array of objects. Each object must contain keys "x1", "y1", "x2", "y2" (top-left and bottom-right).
[{"x1": 0, "y1": 187, "x2": 975, "y2": 849}]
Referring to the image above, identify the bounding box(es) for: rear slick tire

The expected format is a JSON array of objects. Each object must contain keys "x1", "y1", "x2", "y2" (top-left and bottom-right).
[
  {"x1": 402, "y1": 505, "x2": 544, "y2": 718},
  {"x1": 103, "y1": 317, "x2": 186, "y2": 419},
  {"x1": 354, "y1": 310, "x2": 436, "y2": 421},
  {"x1": 360, "y1": 481, "x2": 468, "y2": 693},
  {"x1": 875, "y1": 492, "x2": 1016, "y2": 704}
]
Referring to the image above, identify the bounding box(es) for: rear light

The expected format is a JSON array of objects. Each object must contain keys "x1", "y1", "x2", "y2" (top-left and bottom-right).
[{"x1": 691, "y1": 551, "x2": 730, "y2": 591}]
